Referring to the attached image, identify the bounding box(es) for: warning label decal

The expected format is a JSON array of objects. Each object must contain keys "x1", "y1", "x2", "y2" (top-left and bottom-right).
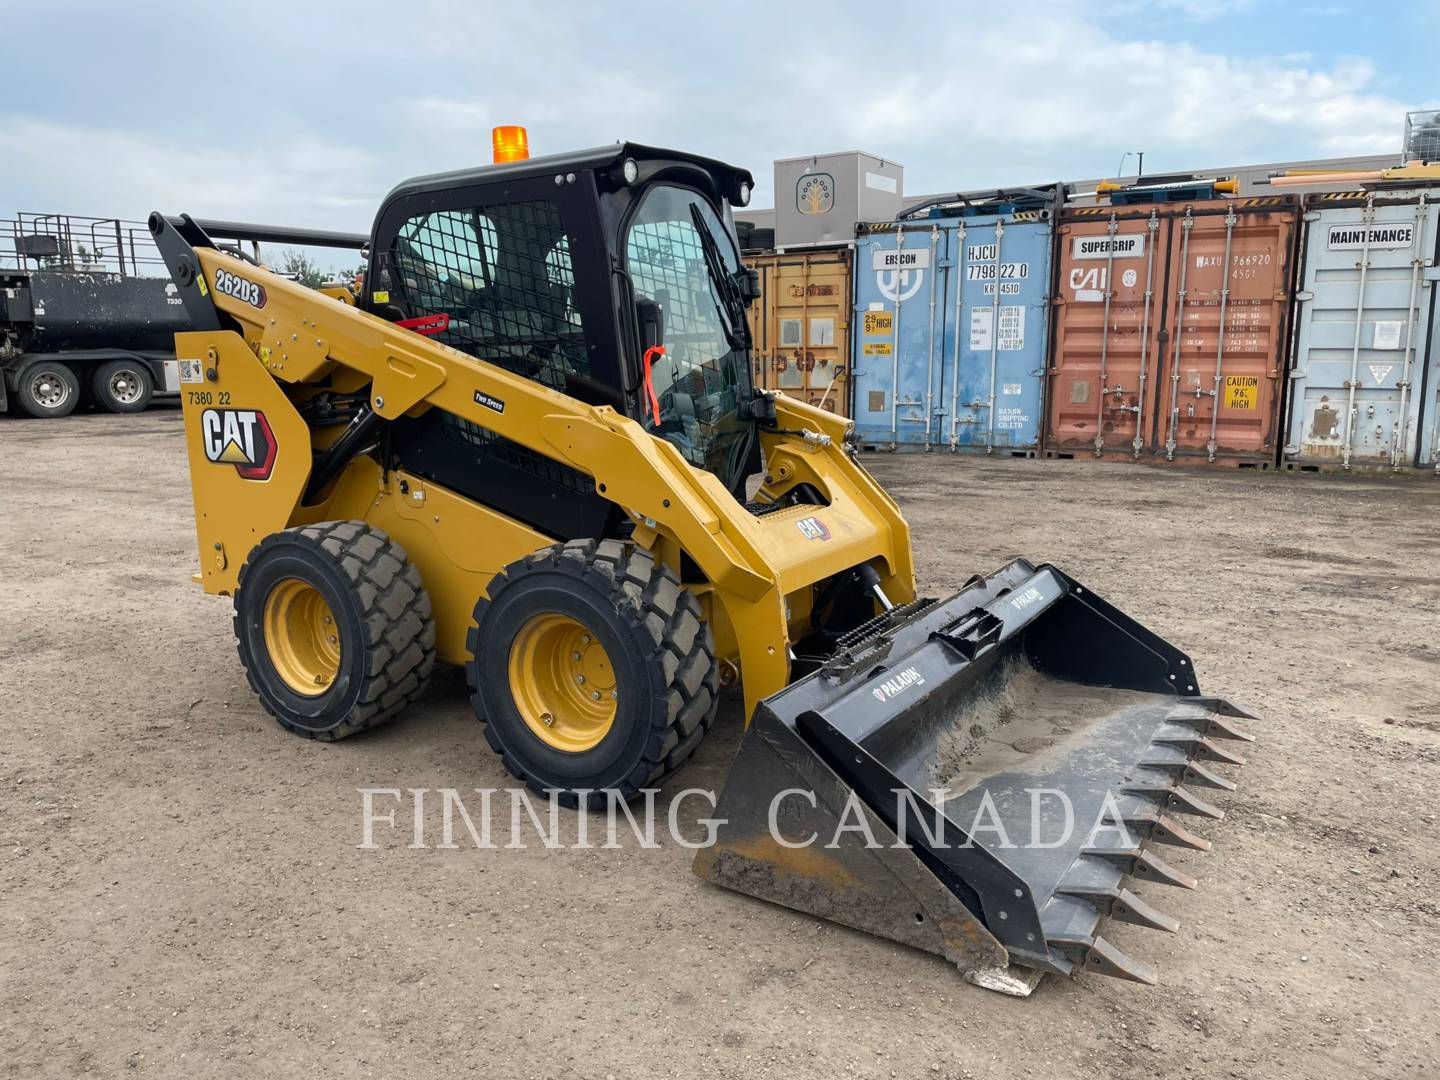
[
  {"x1": 862, "y1": 311, "x2": 894, "y2": 336},
  {"x1": 1223, "y1": 375, "x2": 1259, "y2": 410}
]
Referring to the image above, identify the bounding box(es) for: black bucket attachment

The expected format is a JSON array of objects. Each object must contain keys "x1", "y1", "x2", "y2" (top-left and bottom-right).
[{"x1": 694, "y1": 559, "x2": 1254, "y2": 993}]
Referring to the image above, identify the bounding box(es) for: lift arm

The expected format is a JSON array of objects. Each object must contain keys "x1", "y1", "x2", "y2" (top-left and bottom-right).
[{"x1": 150, "y1": 213, "x2": 914, "y2": 717}]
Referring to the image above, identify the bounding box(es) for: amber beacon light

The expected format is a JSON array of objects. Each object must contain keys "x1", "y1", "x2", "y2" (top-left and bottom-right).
[{"x1": 492, "y1": 125, "x2": 530, "y2": 163}]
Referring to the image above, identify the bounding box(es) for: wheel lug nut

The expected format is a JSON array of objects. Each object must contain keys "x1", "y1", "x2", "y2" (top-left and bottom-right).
[
  {"x1": 610, "y1": 690, "x2": 618, "y2": 700},
  {"x1": 590, "y1": 691, "x2": 600, "y2": 701},
  {"x1": 580, "y1": 635, "x2": 590, "y2": 645},
  {"x1": 576, "y1": 675, "x2": 585, "y2": 684},
  {"x1": 572, "y1": 651, "x2": 582, "y2": 661},
  {"x1": 328, "y1": 635, "x2": 338, "y2": 644}
]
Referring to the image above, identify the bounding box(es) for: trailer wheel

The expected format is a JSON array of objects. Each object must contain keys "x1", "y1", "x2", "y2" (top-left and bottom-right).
[
  {"x1": 234, "y1": 522, "x2": 436, "y2": 740},
  {"x1": 15, "y1": 359, "x2": 80, "y2": 419},
  {"x1": 92, "y1": 360, "x2": 154, "y2": 413},
  {"x1": 467, "y1": 540, "x2": 720, "y2": 807}
]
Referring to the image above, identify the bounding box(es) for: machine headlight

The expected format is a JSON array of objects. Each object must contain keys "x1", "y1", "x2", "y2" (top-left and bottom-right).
[
  {"x1": 736, "y1": 180, "x2": 751, "y2": 207},
  {"x1": 622, "y1": 158, "x2": 640, "y2": 185}
]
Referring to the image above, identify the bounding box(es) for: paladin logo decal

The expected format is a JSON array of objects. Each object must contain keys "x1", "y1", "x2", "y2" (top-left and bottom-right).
[
  {"x1": 1009, "y1": 585, "x2": 1043, "y2": 611},
  {"x1": 795, "y1": 516, "x2": 831, "y2": 541},
  {"x1": 871, "y1": 666, "x2": 925, "y2": 703},
  {"x1": 201, "y1": 409, "x2": 277, "y2": 480}
]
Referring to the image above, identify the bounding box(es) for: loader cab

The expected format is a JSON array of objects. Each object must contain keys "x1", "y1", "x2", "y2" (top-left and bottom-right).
[{"x1": 364, "y1": 144, "x2": 760, "y2": 537}]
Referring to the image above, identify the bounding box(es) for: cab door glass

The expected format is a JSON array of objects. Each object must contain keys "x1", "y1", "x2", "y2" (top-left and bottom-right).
[{"x1": 624, "y1": 185, "x2": 751, "y2": 480}]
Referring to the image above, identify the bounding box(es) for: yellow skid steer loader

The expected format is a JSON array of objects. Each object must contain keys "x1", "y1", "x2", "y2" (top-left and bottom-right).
[{"x1": 152, "y1": 135, "x2": 1252, "y2": 993}]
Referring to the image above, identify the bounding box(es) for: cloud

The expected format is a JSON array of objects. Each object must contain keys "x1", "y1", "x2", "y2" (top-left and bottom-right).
[
  {"x1": 729, "y1": 14, "x2": 1410, "y2": 192},
  {"x1": 0, "y1": 117, "x2": 382, "y2": 230},
  {"x1": 0, "y1": 1, "x2": 1419, "y2": 223},
  {"x1": 1143, "y1": 0, "x2": 1256, "y2": 16}
]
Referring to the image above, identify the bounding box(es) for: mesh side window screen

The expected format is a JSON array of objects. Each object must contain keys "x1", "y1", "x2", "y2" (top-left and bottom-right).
[
  {"x1": 437, "y1": 411, "x2": 591, "y2": 494},
  {"x1": 391, "y1": 200, "x2": 587, "y2": 392},
  {"x1": 390, "y1": 200, "x2": 594, "y2": 499}
]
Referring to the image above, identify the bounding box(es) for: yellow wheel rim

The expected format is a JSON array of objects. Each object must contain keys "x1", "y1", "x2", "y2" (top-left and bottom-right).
[
  {"x1": 508, "y1": 613, "x2": 617, "y2": 752},
  {"x1": 262, "y1": 578, "x2": 342, "y2": 696}
]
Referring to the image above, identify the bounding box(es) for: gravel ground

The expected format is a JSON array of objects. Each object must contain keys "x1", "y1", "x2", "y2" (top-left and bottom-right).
[{"x1": 1, "y1": 405, "x2": 1436, "y2": 1079}]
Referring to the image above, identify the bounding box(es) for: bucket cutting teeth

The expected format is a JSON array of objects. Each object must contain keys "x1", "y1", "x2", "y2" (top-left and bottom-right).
[
  {"x1": 1152, "y1": 728, "x2": 1249, "y2": 767},
  {"x1": 1137, "y1": 754, "x2": 1239, "y2": 792},
  {"x1": 1058, "y1": 884, "x2": 1181, "y2": 934},
  {"x1": 1190, "y1": 695, "x2": 1260, "y2": 722},
  {"x1": 1074, "y1": 937, "x2": 1159, "y2": 985},
  {"x1": 1205, "y1": 714, "x2": 1256, "y2": 743},
  {"x1": 1145, "y1": 813, "x2": 1211, "y2": 851},
  {"x1": 1085, "y1": 845, "x2": 1199, "y2": 889},
  {"x1": 1166, "y1": 701, "x2": 1257, "y2": 743},
  {"x1": 1127, "y1": 780, "x2": 1226, "y2": 820},
  {"x1": 1122, "y1": 809, "x2": 1213, "y2": 851},
  {"x1": 1182, "y1": 758, "x2": 1240, "y2": 791}
]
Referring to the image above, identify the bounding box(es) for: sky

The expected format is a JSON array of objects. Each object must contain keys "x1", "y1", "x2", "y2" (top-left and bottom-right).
[{"x1": 2, "y1": 0, "x2": 1437, "y2": 268}]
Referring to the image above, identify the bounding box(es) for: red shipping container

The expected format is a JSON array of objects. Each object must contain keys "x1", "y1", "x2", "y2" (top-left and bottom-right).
[{"x1": 1046, "y1": 196, "x2": 1298, "y2": 466}]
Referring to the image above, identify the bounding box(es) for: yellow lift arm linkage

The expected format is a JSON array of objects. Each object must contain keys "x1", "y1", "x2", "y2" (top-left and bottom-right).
[{"x1": 176, "y1": 247, "x2": 916, "y2": 721}]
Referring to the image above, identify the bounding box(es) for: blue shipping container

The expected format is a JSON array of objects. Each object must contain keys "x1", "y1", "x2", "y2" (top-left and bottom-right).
[{"x1": 852, "y1": 196, "x2": 1056, "y2": 451}]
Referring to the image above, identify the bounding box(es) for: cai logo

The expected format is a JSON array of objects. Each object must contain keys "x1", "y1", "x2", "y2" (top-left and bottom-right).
[
  {"x1": 201, "y1": 408, "x2": 277, "y2": 480},
  {"x1": 796, "y1": 172, "x2": 834, "y2": 215}
]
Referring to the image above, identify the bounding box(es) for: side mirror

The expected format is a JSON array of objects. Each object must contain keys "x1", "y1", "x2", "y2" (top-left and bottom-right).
[
  {"x1": 637, "y1": 296, "x2": 665, "y2": 353},
  {"x1": 738, "y1": 267, "x2": 760, "y2": 306},
  {"x1": 747, "y1": 389, "x2": 777, "y2": 422}
]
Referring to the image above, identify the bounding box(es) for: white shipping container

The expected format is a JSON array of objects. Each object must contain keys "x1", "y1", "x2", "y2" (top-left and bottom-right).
[{"x1": 1283, "y1": 189, "x2": 1440, "y2": 470}]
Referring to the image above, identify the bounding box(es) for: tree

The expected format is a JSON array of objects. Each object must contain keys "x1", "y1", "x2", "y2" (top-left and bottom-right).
[{"x1": 275, "y1": 248, "x2": 326, "y2": 288}]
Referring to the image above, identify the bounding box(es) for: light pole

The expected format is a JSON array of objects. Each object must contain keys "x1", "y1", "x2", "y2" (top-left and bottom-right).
[{"x1": 1116, "y1": 151, "x2": 1145, "y2": 179}]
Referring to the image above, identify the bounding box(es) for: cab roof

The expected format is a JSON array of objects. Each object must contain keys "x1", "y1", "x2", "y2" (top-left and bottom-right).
[{"x1": 381, "y1": 142, "x2": 754, "y2": 206}]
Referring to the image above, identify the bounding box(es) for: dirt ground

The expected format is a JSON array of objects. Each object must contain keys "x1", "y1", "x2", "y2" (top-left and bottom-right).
[{"x1": 2, "y1": 406, "x2": 1437, "y2": 1080}]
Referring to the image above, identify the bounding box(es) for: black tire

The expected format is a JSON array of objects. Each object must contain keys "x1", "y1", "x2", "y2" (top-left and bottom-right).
[
  {"x1": 14, "y1": 359, "x2": 80, "y2": 419},
  {"x1": 234, "y1": 521, "x2": 436, "y2": 740},
  {"x1": 468, "y1": 539, "x2": 720, "y2": 807},
  {"x1": 91, "y1": 359, "x2": 154, "y2": 413}
]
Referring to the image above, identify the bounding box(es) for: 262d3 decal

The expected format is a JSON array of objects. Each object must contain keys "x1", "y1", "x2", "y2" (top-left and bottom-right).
[
  {"x1": 201, "y1": 408, "x2": 277, "y2": 480},
  {"x1": 212, "y1": 268, "x2": 267, "y2": 309}
]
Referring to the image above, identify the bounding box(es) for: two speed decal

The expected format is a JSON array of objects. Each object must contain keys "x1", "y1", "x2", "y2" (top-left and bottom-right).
[{"x1": 474, "y1": 389, "x2": 506, "y2": 414}]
